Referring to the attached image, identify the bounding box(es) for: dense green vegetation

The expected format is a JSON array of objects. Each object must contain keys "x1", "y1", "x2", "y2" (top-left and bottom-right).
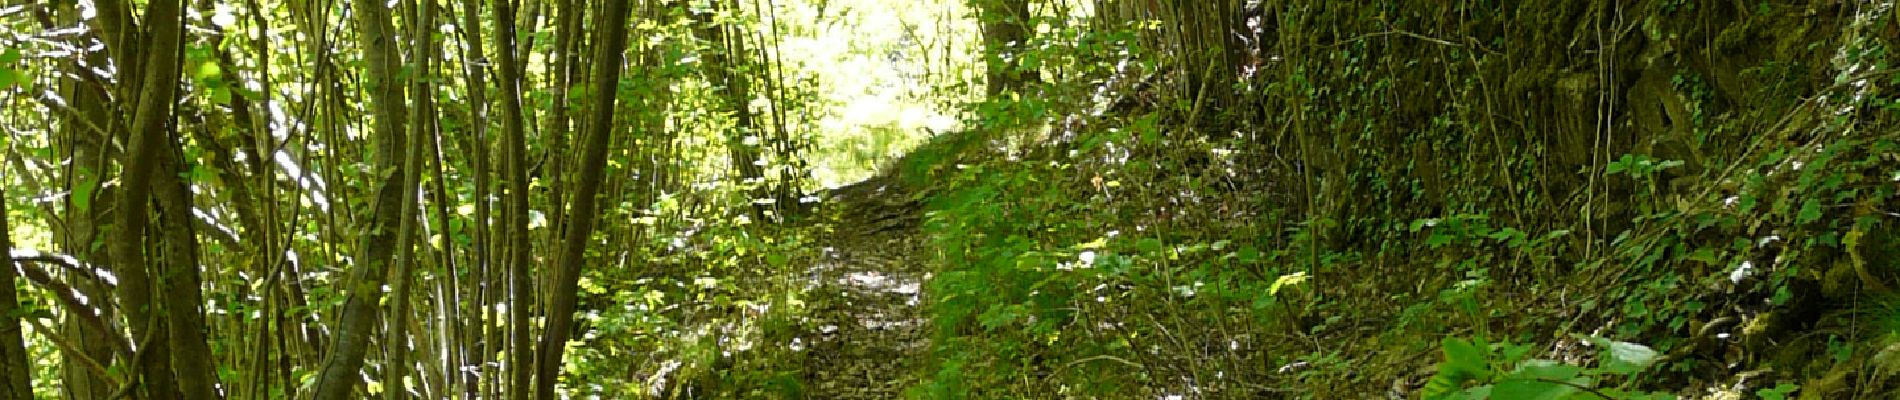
[{"x1": 1, "y1": 0, "x2": 1899, "y2": 399}]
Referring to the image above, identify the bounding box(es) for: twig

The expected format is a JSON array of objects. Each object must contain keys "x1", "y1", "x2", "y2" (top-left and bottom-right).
[
  {"x1": 1326, "y1": 30, "x2": 1496, "y2": 54},
  {"x1": 1062, "y1": 354, "x2": 1143, "y2": 369}
]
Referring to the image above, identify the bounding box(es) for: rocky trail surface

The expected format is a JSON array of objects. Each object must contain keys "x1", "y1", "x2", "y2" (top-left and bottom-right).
[{"x1": 799, "y1": 177, "x2": 931, "y2": 399}]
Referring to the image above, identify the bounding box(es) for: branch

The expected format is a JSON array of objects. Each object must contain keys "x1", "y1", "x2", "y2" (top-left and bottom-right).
[
  {"x1": 6, "y1": 250, "x2": 132, "y2": 360},
  {"x1": 7, "y1": 249, "x2": 116, "y2": 287},
  {"x1": 19, "y1": 317, "x2": 116, "y2": 387}
]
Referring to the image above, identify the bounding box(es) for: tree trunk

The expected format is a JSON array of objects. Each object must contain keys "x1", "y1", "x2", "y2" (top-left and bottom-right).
[
  {"x1": 533, "y1": 0, "x2": 633, "y2": 397},
  {"x1": 152, "y1": 137, "x2": 223, "y2": 400},
  {"x1": 454, "y1": 0, "x2": 494, "y2": 395},
  {"x1": 691, "y1": 1, "x2": 769, "y2": 217},
  {"x1": 542, "y1": 0, "x2": 584, "y2": 247},
  {"x1": 52, "y1": 2, "x2": 121, "y2": 396},
  {"x1": 975, "y1": 0, "x2": 1036, "y2": 96},
  {"x1": 107, "y1": 0, "x2": 190, "y2": 396},
  {"x1": 0, "y1": 149, "x2": 35, "y2": 400},
  {"x1": 309, "y1": 0, "x2": 413, "y2": 396},
  {"x1": 382, "y1": 0, "x2": 438, "y2": 397},
  {"x1": 490, "y1": 0, "x2": 537, "y2": 398}
]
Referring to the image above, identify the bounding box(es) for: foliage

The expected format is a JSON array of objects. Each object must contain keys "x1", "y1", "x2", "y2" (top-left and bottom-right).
[
  {"x1": 0, "y1": 0, "x2": 1898, "y2": 398},
  {"x1": 1422, "y1": 335, "x2": 1669, "y2": 400}
]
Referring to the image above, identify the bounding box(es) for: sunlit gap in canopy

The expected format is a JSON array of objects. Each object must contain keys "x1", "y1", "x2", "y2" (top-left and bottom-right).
[{"x1": 775, "y1": 0, "x2": 976, "y2": 188}]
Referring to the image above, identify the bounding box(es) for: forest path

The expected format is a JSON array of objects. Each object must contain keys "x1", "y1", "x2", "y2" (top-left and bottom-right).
[{"x1": 799, "y1": 177, "x2": 931, "y2": 398}]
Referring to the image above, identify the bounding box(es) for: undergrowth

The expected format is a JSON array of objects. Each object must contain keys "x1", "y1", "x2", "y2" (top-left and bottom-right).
[{"x1": 898, "y1": 3, "x2": 1900, "y2": 399}]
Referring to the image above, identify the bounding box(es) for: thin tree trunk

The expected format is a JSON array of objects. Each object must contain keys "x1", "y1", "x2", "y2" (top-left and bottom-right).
[
  {"x1": 533, "y1": 0, "x2": 632, "y2": 397},
  {"x1": 692, "y1": 1, "x2": 768, "y2": 216},
  {"x1": 53, "y1": 2, "x2": 121, "y2": 396},
  {"x1": 975, "y1": 0, "x2": 1035, "y2": 96},
  {"x1": 490, "y1": 0, "x2": 537, "y2": 398},
  {"x1": 152, "y1": 135, "x2": 224, "y2": 400},
  {"x1": 235, "y1": 0, "x2": 293, "y2": 396},
  {"x1": 0, "y1": 147, "x2": 34, "y2": 400},
  {"x1": 383, "y1": 0, "x2": 439, "y2": 397},
  {"x1": 309, "y1": 0, "x2": 414, "y2": 396},
  {"x1": 108, "y1": 0, "x2": 190, "y2": 396},
  {"x1": 454, "y1": 0, "x2": 494, "y2": 395},
  {"x1": 754, "y1": 1, "x2": 807, "y2": 214},
  {"x1": 541, "y1": 0, "x2": 583, "y2": 260}
]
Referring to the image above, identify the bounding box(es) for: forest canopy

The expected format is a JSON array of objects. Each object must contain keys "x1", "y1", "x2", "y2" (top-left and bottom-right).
[{"x1": 2, "y1": 0, "x2": 1900, "y2": 399}]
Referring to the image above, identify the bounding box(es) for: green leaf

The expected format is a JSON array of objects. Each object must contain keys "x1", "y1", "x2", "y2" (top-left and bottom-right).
[
  {"x1": 1796, "y1": 199, "x2": 1822, "y2": 224},
  {"x1": 1515, "y1": 360, "x2": 1582, "y2": 381},
  {"x1": 1134, "y1": 238, "x2": 1163, "y2": 254},
  {"x1": 1441, "y1": 337, "x2": 1491, "y2": 380},
  {"x1": 1443, "y1": 386, "x2": 1491, "y2": 400},
  {"x1": 0, "y1": 69, "x2": 19, "y2": 88},
  {"x1": 978, "y1": 304, "x2": 1023, "y2": 330},
  {"x1": 196, "y1": 61, "x2": 223, "y2": 80},
  {"x1": 1756, "y1": 382, "x2": 1799, "y2": 400},
  {"x1": 72, "y1": 177, "x2": 96, "y2": 213},
  {"x1": 1685, "y1": 247, "x2": 1721, "y2": 265},
  {"x1": 1423, "y1": 337, "x2": 1492, "y2": 400},
  {"x1": 1268, "y1": 272, "x2": 1307, "y2": 296},
  {"x1": 1772, "y1": 284, "x2": 1793, "y2": 305},
  {"x1": 1236, "y1": 245, "x2": 1261, "y2": 263},
  {"x1": 1492, "y1": 378, "x2": 1577, "y2": 400},
  {"x1": 0, "y1": 47, "x2": 20, "y2": 64},
  {"x1": 1575, "y1": 335, "x2": 1657, "y2": 374},
  {"x1": 210, "y1": 87, "x2": 234, "y2": 105}
]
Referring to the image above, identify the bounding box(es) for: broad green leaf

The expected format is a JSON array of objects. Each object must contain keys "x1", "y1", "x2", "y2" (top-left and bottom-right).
[
  {"x1": 0, "y1": 69, "x2": 19, "y2": 88},
  {"x1": 1756, "y1": 382, "x2": 1799, "y2": 400},
  {"x1": 1492, "y1": 378, "x2": 1577, "y2": 400},
  {"x1": 1135, "y1": 238, "x2": 1163, "y2": 254},
  {"x1": 1440, "y1": 337, "x2": 1491, "y2": 381},
  {"x1": 1575, "y1": 334, "x2": 1657, "y2": 374},
  {"x1": 1515, "y1": 359, "x2": 1581, "y2": 381},
  {"x1": 197, "y1": 61, "x2": 223, "y2": 80},
  {"x1": 1796, "y1": 199, "x2": 1822, "y2": 224},
  {"x1": 72, "y1": 178, "x2": 96, "y2": 213}
]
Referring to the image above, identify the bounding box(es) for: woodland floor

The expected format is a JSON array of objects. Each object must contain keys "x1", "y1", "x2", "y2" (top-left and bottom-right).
[{"x1": 797, "y1": 179, "x2": 931, "y2": 398}]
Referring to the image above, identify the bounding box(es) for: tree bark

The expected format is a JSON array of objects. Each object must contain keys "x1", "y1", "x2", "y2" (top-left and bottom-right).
[
  {"x1": 454, "y1": 0, "x2": 494, "y2": 395},
  {"x1": 0, "y1": 148, "x2": 35, "y2": 400},
  {"x1": 152, "y1": 137, "x2": 224, "y2": 400},
  {"x1": 107, "y1": 0, "x2": 190, "y2": 396},
  {"x1": 539, "y1": 0, "x2": 584, "y2": 248},
  {"x1": 975, "y1": 0, "x2": 1036, "y2": 96},
  {"x1": 490, "y1": 0, "x2": 537, "y2": 398},
  {"x1": 382, "y1": 0, "x2": 438, "y2": 397},
  {"x1": 309, "y1": 0, "x2": 413, "y2": 397},
  {"x1": 52, "y1": 2, "x2": 121, "y2": 396},
  {"x1": 691, "y1": 1, "x2": 769, "y2": 217},
  {"x1": 533, "y1": 0, "x2": 633, "y2": 398}
]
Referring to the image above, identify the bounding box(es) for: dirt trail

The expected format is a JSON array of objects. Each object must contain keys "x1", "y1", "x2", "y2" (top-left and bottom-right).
[{"x1": 801, "y1": 179, "x2": 930, "y2": 398}]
